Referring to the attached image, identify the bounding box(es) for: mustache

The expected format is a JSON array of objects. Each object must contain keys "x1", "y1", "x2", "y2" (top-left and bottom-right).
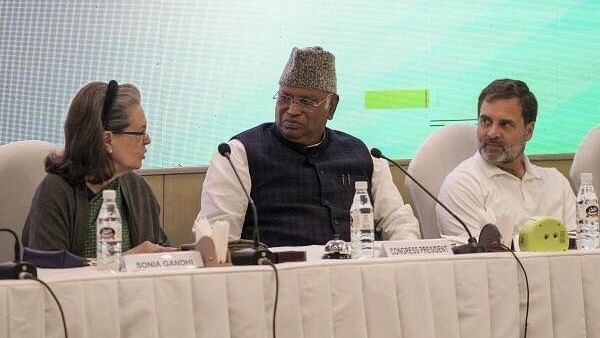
[
  {"x1": 281, "y1": 118, "x2": 303, "y2": 125},
  {"x1": 482, "y1": 139, "x2": 504, "y2": 146}
]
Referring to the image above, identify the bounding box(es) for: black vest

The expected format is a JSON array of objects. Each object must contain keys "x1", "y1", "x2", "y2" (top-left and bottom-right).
[{"x1": 234, "y1": 123, "x2": 373, "y2": 246}]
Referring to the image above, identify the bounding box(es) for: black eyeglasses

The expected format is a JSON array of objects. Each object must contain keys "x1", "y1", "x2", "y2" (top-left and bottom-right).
[
  {"x1": 101, "y1": 80, "x2": 119, "y2": 126},
  {"x1": 111, "y1": 130, "x2": 147, "y2": 137}
]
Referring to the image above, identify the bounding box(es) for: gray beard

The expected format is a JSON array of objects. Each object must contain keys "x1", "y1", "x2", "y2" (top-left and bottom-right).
[{"x1": 479, "y1": 141, "x2": 525, "y2": 166}]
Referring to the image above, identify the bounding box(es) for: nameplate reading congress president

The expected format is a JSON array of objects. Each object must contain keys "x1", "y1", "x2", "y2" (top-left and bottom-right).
[{"x1": 380, "y1": 239, "x2": 453, "y2": 257}]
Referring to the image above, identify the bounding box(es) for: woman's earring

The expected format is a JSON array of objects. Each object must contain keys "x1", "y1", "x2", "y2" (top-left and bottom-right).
[{"x1": 107, "y1": 146, "x2": 113, "y2": 154}]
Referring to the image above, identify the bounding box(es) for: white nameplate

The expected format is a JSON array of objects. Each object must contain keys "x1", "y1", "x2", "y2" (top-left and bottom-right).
[
  {"x1": 123, "y1": 251, "x2": 203, "y2": 272},
  {"x1": 380, "y1": 239, "x2": 453, "y2": 257}
]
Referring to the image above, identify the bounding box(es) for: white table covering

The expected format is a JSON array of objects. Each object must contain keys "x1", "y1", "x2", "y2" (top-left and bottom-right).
[{"x1": 1, "y1": 250, "x2": 600, "y2": 338}]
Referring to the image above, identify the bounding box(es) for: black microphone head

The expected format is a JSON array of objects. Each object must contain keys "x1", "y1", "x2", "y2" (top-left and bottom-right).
[
  {"x1": 218, "y1": 143, "x2": 231, "y2": 157},
  {"x1": 370, "y1": 147, "x2": 383, "y2": 159},
  {"x1": 479, "y1": 223, "x2": 502, "y2": 252}
]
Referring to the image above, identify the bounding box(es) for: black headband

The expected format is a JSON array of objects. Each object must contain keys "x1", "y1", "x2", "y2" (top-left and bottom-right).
[{"x1": 101, "y1": 80, "x2": 119, "y2": 127}]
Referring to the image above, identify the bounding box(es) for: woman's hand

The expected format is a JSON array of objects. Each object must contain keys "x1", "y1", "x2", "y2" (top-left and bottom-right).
[{"x1": 124, "y1": 241, "x2": 178, "y2": 255}]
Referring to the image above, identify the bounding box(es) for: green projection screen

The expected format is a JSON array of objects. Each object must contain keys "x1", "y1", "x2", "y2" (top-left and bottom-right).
[{"x1": 1, "y1": 1, "x2": 599, "y2": 168}]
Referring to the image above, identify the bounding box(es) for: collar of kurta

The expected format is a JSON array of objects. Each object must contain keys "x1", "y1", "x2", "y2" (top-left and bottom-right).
[
  {"x1": 272, "y1": 125, "x2": 329, "y2": 156},
  {"x1": 475, "y1": 150, "x2": 542, "y2": 181}
]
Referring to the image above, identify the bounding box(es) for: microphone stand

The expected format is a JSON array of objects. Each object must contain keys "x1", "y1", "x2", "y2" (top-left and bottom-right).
[
  {"x1": 370, "y1": 148, "x2": 483, "y2": 254},
  {"x1": 0, "y1": 228, "x2": 37, "y2": 279},
  {"x1": 218, "y1": 143, "x2": 274, "y2": 265}
]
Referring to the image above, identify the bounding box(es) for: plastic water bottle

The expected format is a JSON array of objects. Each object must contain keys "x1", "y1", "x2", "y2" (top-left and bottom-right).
[
  {"x1": 96, "y1": 190, "x2": 122, "y2": 272},
  {"x1": 350, "y1": 181, "x2": 375, "y2": 258},
  {"x1": 576, "y1": 173, "x2": 600, "y2": 250}
]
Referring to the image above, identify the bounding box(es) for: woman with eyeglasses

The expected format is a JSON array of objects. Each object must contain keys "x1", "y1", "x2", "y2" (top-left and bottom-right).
[{"x1": 22, "y1": 81, "x2": 176, "y2": 258}]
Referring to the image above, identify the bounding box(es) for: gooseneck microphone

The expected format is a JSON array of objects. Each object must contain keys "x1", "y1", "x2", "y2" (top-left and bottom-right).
[
  {"x1": 218, "y1": 143, "x2": 260, "y2": 247},
  {"x1": 0, "y1": 228, "x2": 37, "y2": 279},
  {"x1": 1, "y1": 228, "x2": 20, "y2": 262},
  {"x1": 0, "y1": 229, "x2": 67, "y2": 338},
  {"x1": 371, "y1": 150, "x2": 525, "y2": 332},
  {"x1": 370, "y1": 148, "x2": 484, "y2": 254},
  {"x1": 218, "y1": 143, "x2": 273, "y2": 265}
]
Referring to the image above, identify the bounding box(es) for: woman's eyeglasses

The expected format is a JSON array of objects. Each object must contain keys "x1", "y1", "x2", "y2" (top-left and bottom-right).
[{"x1": 111, "y1": 130, "x2": 147, "y2": 137}]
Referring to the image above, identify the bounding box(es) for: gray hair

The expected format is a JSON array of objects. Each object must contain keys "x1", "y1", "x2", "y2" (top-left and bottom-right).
[
  {"x1": 103, "y1": 83, "x2": 141, "y2": 132},
  {"x1": 47, "y1": 81, "x2": 142, "y2": 184}
]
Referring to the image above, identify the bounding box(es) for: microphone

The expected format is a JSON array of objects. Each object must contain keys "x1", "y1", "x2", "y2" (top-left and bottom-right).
[
  {"x1": 0, "y1": 228, "x2": 21, "y2": 262},
  {"x1": 217, "y1": 143, "x2": 273, "y2": 265},
  {"x1": 0, "y1": 228, "x2": 37, "y2": 280},
  {"x1": 370, "y1": 148, "x2": 488, "y2": 254}
]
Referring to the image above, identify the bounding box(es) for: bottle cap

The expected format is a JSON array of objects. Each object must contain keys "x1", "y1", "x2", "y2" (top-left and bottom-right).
[
  {"x1": 581, "y1": 173, "x2": 593, "y2": 182},
  {"x1": 102, "y1": 189, "x2": 116, "y2": 199},
  {"x1": 355, "y1": 181, "x2": 368, "y2": 190}
]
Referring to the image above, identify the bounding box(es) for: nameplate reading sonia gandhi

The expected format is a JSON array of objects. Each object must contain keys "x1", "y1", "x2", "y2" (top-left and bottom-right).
[
  {"x1": 380, "y1": 239, "x2": 453, "y2": 257},
  {"x1": 123, "y1": 251, "x2": 203, "y2": 272}
]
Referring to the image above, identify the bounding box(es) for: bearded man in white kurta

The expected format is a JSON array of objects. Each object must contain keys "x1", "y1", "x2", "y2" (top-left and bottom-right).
[{"x1": 436, "y1": 79, "x2": 575, "y2": 244}]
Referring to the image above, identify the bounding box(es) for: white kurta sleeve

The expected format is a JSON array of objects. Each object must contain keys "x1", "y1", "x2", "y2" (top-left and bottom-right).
[
  {"x1": 194, "y1": 140, "x2": 250, "y2": 240},
  {"x1": 436, "y1": 171, "x2": 493, "y2": 244},
  {"x1": 371, "y1": 155, "x2": 421, "y2": 240}
]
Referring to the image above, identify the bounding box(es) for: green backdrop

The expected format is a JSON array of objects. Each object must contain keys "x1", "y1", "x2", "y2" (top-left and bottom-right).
[{"x1": 1, "y1": 0, "x2": 598, "y2": 167}]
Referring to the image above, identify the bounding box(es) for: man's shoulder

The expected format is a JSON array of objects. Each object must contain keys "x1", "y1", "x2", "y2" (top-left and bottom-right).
[
  {"x1": 326, "y1": 129, "x2": 370, "y2": 152},
  {"x1": 327, "y1": 128, "x2": 364, "y2": 143},
  {"x1": 445, "y1": 153, "x2": 481, "y2": 181},
  {"x1": 528, "y1": 161, "x2": 569, "y2": 183},
  {"x1": 438, "y1": 154, "x2": 487, "y2": 197},
  {"x1": 233, "y1": 122, "x2": 274, "y2": 140}
]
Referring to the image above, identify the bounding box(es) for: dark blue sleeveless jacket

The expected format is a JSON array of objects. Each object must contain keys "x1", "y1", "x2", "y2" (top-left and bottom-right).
[{"x1": 234, "y1": 123, "x2": 373, "y2": 246}]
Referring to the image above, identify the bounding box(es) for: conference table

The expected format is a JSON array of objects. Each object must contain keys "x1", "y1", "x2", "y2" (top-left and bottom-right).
[{"x1": 1, "y1": 247, "x2": 600, "y2": 338}]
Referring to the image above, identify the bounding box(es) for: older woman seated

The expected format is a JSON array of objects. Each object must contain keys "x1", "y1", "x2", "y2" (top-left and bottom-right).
[{"x1": 22, "y1": 80, "x2": 176, "y2": 257}]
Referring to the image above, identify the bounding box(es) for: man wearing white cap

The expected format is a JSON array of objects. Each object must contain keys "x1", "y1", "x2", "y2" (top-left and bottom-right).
[{"x1": 196, "y1": 46, "x2": 420, "y2": 247}]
